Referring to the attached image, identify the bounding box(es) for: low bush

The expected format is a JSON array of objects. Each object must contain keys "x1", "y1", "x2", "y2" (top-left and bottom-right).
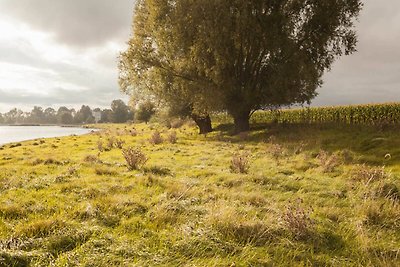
[
  {"x1": 122, "y1": 147, "x2": 148, "y2": 170},
  {"x1": 149, "y1": 131, "x2": 163, "y2": 145},
  {"x1": 230, "y1": 152, "x2": 251, "y2": 174},
  {"x1": 283, "y1": 199, "x2": 315, "y2": 241},
  {"x1": 115, "y1": 138, "x2": 125, "y2": 149}
]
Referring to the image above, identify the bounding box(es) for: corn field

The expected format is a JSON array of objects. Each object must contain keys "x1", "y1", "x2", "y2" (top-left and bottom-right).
[{"x1": 250, "y1": 103, "x2": 400, "y2": 125}]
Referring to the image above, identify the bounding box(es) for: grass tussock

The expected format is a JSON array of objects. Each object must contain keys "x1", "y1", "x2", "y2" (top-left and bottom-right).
[
  {"x1": 94, "y1": 166, "x2": 118, "y2": 176},
  {"x1": 15, "y1": 219, "x2": 67, "y2": 238}
]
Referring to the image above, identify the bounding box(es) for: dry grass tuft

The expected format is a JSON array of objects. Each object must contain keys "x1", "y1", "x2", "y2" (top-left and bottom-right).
[
  {"x1": 282, "y1": 199, "x2": 315, "y2": 240},
  {"x1": 149, "y1": 131, "x2": 163, "y2": 145},
  {"x1": 122, "y1": 147, "x2": 148, "y2": 170},
  {"x1": 352, "y1": 164, "x2": 390, "y2": 184},
  {"x1": 230, "y1": 152, "x2": 251, "y2": 174},
  {"x1": 167, "y1": 131, "x2": 177, "y2": 144},
  {"x1": 317, "y1": 150, "x2": 339, "y2": 173}
]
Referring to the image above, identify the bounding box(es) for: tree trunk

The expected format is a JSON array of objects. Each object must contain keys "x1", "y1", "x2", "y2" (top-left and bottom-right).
[
  {"x1": 232, "y1": 111, "x2": 250, "y2": 134},
  {"x1": 192, "y1": 114, "x2": 213, "y2": 134}
]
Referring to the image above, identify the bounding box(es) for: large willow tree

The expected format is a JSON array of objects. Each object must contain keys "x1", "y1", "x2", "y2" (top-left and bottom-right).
[{"x1": 119, "y1": 0, "x2": 362, "y2": 133}]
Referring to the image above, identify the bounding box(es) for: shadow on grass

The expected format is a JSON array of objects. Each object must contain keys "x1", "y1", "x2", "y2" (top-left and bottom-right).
[{"x1": 212, "y1": 122, "x2": 400, "y2": 166}]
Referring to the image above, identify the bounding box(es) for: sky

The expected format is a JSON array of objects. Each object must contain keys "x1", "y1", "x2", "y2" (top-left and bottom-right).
[{"x1": 0, "y1": 1, "x2": 399, "y2": 113}]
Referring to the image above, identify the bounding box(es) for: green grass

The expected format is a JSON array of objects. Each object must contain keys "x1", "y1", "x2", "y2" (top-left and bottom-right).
[{"x1": 0, "y1": 121, "x2": 399, "y2": 266}]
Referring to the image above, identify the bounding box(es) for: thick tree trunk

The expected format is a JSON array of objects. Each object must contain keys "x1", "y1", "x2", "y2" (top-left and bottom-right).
[
  {"x1": 192, "y1": 114, "x2": 213, "y2": 134},
  {"x1": 232, "y1": 111, "x2": 251, "y2": 134}
]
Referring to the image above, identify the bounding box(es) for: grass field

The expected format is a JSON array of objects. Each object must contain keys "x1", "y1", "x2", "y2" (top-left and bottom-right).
[{"x1": 0, "y1": 120, "x2": 399, "y2": 266}]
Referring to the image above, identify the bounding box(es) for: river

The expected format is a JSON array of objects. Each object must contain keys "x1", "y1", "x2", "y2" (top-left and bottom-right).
[{"x1": 0, "y1": 126, "x2": 93, "y2": 145}]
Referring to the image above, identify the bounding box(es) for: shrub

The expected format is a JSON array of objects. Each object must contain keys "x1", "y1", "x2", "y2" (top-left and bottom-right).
[
  {"x1": 122, "y1": 147, "x2": 148, "y2": 170},
  {"x1": 167, "y1": 131, "x2": 177, "y2": 144},
  {"x1": 115, "y1": 138, "x2": 125, "y2": 149},
  {"x1": 149, "y1": 131, "x2": 163, "y2": 145},
  {"x1": 230, "y1": 152, "x2": 251, "y2": 174},
  {"x1": 283, "y1": 199, "x2": 315, "y2": 240}
]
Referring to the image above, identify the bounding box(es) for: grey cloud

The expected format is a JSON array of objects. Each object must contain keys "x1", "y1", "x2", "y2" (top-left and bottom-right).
[
  {"x1": 1, "y1": 0, "x2": 134, "y2": 47},
  {"x1": 313, "y1": 1, "x2": 400, "y2": 106}
]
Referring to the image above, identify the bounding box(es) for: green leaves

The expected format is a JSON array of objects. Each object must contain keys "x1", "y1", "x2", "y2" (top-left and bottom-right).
[{"x1": 119, "y1": 0, "x2": 362, "y2": 132}]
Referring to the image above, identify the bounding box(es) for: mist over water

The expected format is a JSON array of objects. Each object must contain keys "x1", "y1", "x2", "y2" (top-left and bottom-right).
[{"x1": 0, "y1": 126, "x2": 93, "y2": 145}]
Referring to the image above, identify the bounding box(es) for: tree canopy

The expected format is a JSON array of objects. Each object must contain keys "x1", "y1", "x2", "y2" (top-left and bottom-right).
[
  {"x1": 120, "y1": 0, "x2": 362, "y2": 132},
  {"x1": 111, "y1": 99, "x2": 132, "y2": 123}
]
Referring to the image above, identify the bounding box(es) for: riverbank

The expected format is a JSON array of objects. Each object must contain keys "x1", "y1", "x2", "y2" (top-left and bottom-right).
[{"x1": 0, "y1": 122, "x2": 399, "y2": 266}]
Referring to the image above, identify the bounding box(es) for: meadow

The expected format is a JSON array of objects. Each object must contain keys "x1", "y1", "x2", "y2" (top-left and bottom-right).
[{"x1": 0, "y1": 114, "x2": 399, "y2": 266}]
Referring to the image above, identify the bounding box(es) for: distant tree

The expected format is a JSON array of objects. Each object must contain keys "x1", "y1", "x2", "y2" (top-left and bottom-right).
[
  {"x1": 74, "y1": 105, "x2": 95, "y2": 124},
  {"x1": 120, "y1": 0, "x2": 362, "y2": 133},
  {"x1": 100, "y1": 109, "x2": 113, "y2": 123},
  {"x1": 111, "y1": 99, "x2": 130, "y2": 123},
  {"x1": 44, "y1": 108, "x2": 57, "y2": 124},
  {"x1": 136, "y1": 101, "x2": 156, "y2": 123},
  {"x1": 60, "y1": 112, "x2": 74, "y2": 125},
  {"x1": 0, "y1": 113, "x2": 4, "y2": 124},
  {"x1": 29, "y1": 106, "x2": 45, "y2": 124},
  {"x1": 57, "y1": 107, "x2": 74, "y2": 125},
  {"x1": 4, "y1": 108, "x2": 24, "y2": 124}
]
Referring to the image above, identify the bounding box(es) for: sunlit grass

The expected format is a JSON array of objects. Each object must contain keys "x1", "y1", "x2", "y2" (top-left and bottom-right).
[{"x1": 0, "y1": 121, "x2": 399, "y2": 266}]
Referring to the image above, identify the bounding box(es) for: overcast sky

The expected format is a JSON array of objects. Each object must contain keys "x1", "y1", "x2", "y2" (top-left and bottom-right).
[{"x1": 0, "y1": 1, "x2": 399, "y2": 112}]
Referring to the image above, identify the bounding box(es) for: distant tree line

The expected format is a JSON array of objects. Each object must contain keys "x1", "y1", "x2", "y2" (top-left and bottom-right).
[{"x1": 0, "y1": 99, "x2": 146, "y2": 125}]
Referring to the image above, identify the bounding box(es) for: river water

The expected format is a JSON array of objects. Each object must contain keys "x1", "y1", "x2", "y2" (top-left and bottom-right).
[{"x1": 0, "y1": 126, "x2": 93, "y2": 145}]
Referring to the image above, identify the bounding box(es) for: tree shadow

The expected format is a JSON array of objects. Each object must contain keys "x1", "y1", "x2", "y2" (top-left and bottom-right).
[{"x1": 211, "y1": 122, "x2": 400, "y2": 167}]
